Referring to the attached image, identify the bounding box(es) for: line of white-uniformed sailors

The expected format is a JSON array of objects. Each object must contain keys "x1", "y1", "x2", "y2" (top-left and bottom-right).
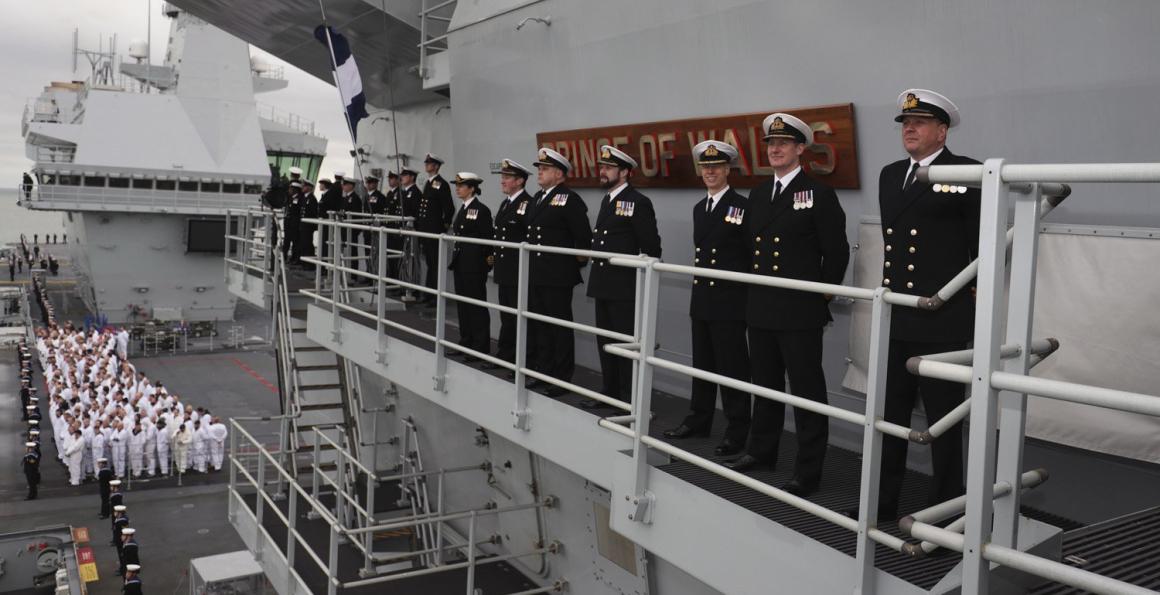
[{"x1": 33, "y1": 324, "x2": 228, "y2": 484}]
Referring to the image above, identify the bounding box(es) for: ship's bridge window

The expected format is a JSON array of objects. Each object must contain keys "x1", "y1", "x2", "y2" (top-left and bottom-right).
[
  {"x1": 201, "y1": 182, "x2": 220, "y2": 193},
  {"x1": 243, "y1": 184, "x2": 263, "y2": 194},
  {"x1": 178, "y1": 180, "x2": 199, "y2": 192},
  {"x1": 58, "y1": 175, "x2": 79, "y2": 186},
  {"x1": 108, "y1": 177, "x2": 130, "y2": 189},
  {"x1": 222, "y1": 183, "x2": 241, "y2": 193},
  {"x1": 132, "y1": 179, "x2": 153, "y2": 190},
  {"x1": 156, "y1": 180, "x2": 176, "y2": 191},
  {"x1": 83, "y1": 176, "x2": 105, "y2": 187}
]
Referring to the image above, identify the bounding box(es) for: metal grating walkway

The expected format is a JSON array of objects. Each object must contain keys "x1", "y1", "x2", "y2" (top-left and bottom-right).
[{"x1": 1030, "y1": 506, "x2": 1160, "y2": 594}]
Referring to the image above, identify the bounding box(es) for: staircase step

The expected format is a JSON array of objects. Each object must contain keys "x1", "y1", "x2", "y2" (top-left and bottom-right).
[
  {"x1": 295, "y1": 443, "x2": 338, "y2": 453},
  {"x1": 296, "y1": 462, "x2": 338, "y2": 474},
  {"x1": 293, "y1": 346, "x2": 330, "y2": 353},
  {"x1": 291, "y1": 327, "x2": 307, "y2": 333},
  {"x1": 300, "y1": 383, "x2": 343, "y2": 391},
  {"x1": 295, "y1": 364, "x2": 339, "y2": 372},
  {"x1": 294, "y1": 423, "x2": 346, "y2": 432},
  {"x1": 299, "y1": 403, "x2": 343, "y2": 412},
  {"x1": 289, "y1": 308, "x2": 309, "y2": 318}
]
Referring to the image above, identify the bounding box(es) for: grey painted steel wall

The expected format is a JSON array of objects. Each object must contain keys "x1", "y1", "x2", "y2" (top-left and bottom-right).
[{"x1": 441, "y1": 0, "x2": 1160, "y2": 395}]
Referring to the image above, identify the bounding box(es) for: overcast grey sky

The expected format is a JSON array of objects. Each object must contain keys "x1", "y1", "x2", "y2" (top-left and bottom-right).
[{"x1": 1, "y1": 0, "x2": 353, "y2": 188}]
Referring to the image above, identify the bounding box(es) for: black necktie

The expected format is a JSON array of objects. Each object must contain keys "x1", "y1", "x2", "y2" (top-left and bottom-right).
[
  {"x1": 904, "y1": 162, "x2": 919, "y2": 192},
  {"x1": 772, "y1": 180, "x2": 783, "y2": 203},
  {"x1": 705, "y1": 197, "x2": 712, "y2": 213}
]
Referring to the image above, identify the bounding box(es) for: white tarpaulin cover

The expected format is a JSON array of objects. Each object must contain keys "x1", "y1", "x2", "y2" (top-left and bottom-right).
[{"x1": 844, "y1": 222, "x2": 1160, "y2": 463}]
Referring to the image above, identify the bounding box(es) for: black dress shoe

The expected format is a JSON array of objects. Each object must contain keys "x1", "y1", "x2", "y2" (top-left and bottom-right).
[
  {"x1": 724, "y1": 454, "x2": 774, "y2": 472},
  {"x1": 781, "y1": 477, "x2": 819, "y2": 497},
  {"x1": 525, "y1": 378, "x2": 544, "y2": 389},
  {"x1": 579, "y1": 398, "x2": 616, "y2": 409},
  {"x1": 545, "y1": 385, "x2": 569, "y2": 398},
  {"x1": 662, "y1": 425, "x2": 710, "y2": 439},
  {"x1": 713, "y1": 439, "x2": 744, "y2": 456}
]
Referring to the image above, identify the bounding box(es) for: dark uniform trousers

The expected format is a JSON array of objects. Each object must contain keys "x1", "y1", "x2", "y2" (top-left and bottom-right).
[
  {"x1": 419, "y1": 176, "x2": 455, "y2": 298},
  {"x1": 526, "y1": 185, "x2": 591, "y2": 383},
  {"x1": 742, "y1": 172, "x2": 849, "y2": 485},
  {"x1": 875, "y1": 147, "x2": 980, "y2": 517},
  {"x1": 492, "y1": 191, "x2": 531, "y2": 362},
  {"x1": 587, "y1": 186, "x2": 662, "y2": 401},
  {"x1": 449, "y1": 200, "x2": 494, "y2": 354},
  {"x1": 747, "y1": 327, "x2": 829, "y2": 483},
  {"x1": 683, "y1": 188, "x2": 752, "y2": 442}
]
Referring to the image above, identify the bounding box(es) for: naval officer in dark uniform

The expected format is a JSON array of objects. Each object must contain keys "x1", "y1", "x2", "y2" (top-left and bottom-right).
[
  {"x1": 364, "y1": 175, "x2": 386, "y2": 274},
  {"x1": 487, "y1": 159, "x2": 534, "y2": 367},
  {"x1": 23, "y1": 442, "x2": 40, "y2": 500},
  {"x1": 418, "y1": 154, "x2": 456, "y2": 304},
  {"x1": 727, "y1": 113, "x2": 850, "y2": 499},
  {"x1": 339, "y1": 178, "x2": 366, "y2": 276},
  {"x1": 383, "y1": 172, "x2": 404, "y2": 282},
  {"x1": 447, "y1": 173, "x2": 495, "y2": 361},
  {"x1": 299, "y1": 179, "x2": 319, "y2": 268},
  {"x1": 526, "y1": 148, "x2": 593, "y2": 396},
  {"x1": 283, "y1": 181, "x2": 304, "y2": 263},
  {"x1": 876, "y1": 89, "x2": 980, "y2": 520},
  {"x1": 584, "y1": 145, "x2": 662, "y2": 408},
  {"x1": 397, "y1": 168, "x2": 423, "y2": 291},
  {"x1": 664, "y1": 141, "x2": 753, "y2": 456}
]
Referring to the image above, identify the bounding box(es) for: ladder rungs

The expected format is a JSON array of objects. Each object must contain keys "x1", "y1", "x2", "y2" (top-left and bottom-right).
[
  {"x1": 298, "y1": 403, "x2": 343, "y2": 412},
  {"x1": 300, "y1": 383, "x2": 342, "y2": 391},
  {"x1": 296, "y1": 364, "x2": 339, "y2": 372}
]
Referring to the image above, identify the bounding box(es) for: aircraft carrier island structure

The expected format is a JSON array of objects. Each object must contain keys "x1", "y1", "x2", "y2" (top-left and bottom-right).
[{"x1": 20, "y1": 5, "x2": 325, "y2": 323}]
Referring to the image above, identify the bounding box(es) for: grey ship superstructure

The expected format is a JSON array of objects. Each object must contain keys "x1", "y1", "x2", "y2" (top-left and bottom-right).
[
  {"x1": 20, "y1": 4, "x2": 326, "y2": 323},
  {"x1": 50, "y1": 1, "x2": 1160, "y2": 594}
]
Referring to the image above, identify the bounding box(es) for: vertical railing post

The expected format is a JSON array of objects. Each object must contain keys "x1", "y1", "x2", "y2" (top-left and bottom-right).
[
  {"x1": 465, "y1": 510, "x2": 477, "y2": 595},
  {"x1": 992, "y1": 184, "x2": 1043, "y2": 547},
  {"x1": 327, "y1": 525, "x2": 339, "y2": 595},
  {"x1": 628, "y1": 259, "x2": 660, "y2": 524},
  {"x1": 255, "y1": 452, "x2": 266, "y2": 561},
  {"x1": 228, "y1": 421, "x2": 238, "y2": 522},
  {"x1": 362, "y1": 472, "x2": 376, "y2": 577},
  {"x1": 513, "y1": 244, "x2": 531, "y2": 430},
  {"x1": 311, "y1": 430, "x2": 322, "y2": 501},
  {"x1": 419, "y1": 0, "x2": 429, "y2": 79},
  {"x1": 432, "y1": 235, "x2": 449, "y2": 392},
  {"x1": 335, "y1": 438, "x2": 348, "y2": 528},
  {"x1": 962, "y1": 158, "x2": 1011, "y2": 594},
  {"x1": 376, "y1": 227, "x2": 388, "y2": 364},
  {"x1": 223, "y1": 211, "x2": 231, "y2": 282},
  {"x1": 331, "y1": 216, "x2": 342, "y2": 343},
  {"x1": 241, "y1": 211, "x2": 252, "y2": 291},
  {"x1": 854, "y1": 289, "x2": 892, "y2": 595},
  {"x1": 287, "y1": 484, "x2": 298, "y2": 586},
  {"x1": 436, "y1": 470, "x2": 446, "y2": 565}
]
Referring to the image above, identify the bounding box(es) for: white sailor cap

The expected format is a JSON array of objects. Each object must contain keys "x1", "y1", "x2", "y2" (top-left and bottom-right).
[
  {"x1": 498, "y1": 159, "x2": 532, "y2": 179},
  {"x1": 302, "y1": 179, "x2": 314, "y2": 186},
  {"x1": 341, "y1": 177, "x2": 358, "y2": 185},
  {"x1": 762, "y1": 113, "x2": 812, "y2": 144},
  {"x1": 121, "y1": 528, "x2": 136, "y2": 535},
  {"x1": 110, "y1": 480, "x2": 122, "y2": 487},
  {"x1": 97, "y1": 457, "x2": 108, "y2": 463},
  {"x1": 424, "y1": 153, "x2": 444, "y2": 165},
  {"x1": 400, "y1": 167, "x2": 418, "y2": 177},
  {"x1": 895, "y1": 88, "x2": 960, "y2": 128},
  {"x1": 334, "y1": 171, "x2": 346, "y2": 178},
  {"x1": 289, "y1": 181, "x2": 303, "y2": 188},
  {"x1": 29, "y1": 429, "x2": 40, "y2": 435},
  {"x1": 453, "y1": 172, "x2": 483, "y2": 184},
  {"x1": 29, "y1": 419, "x2": 38, "y2": 425},
  {"x1": 114, "y1": 504, "x2": 126, "y2": 512},
  {"x1": 534, "y1": 148, "x2": 572, "y2": 174},
  {"x1": 288, "y1": 166, "x2": 303, "y2": 176},
  {"x1": 126, "y1": 564, "x2": 140, "y2": 572},
  {"x1": 26, "y1": 405, "x2": 35, "y2": 409},
  {"x1": 692, "y1": 140, "x2": 738, "y2": 166},
  {"x1": 25, "y1": 441, "x2": 36, "y2": 447},
  {"x1": 597, "y1": 145, "x2": 638, "y2": 169}
]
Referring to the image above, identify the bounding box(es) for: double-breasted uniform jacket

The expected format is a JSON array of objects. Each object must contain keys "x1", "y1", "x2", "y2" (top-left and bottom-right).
[
  {"x1": 878, "y1": 148, "x2": 981, "y2": 343},
  {"x1": 745, "y1": 171, "x2": 850, "y2": 330},
  {"x1": 319, "y1": 185, "x2": 342, "y2": 218},
  {"x1": 300, "y1": 194, "x2": 319, "y2": 245},
  {"x1": 492, "y1": 190, "x2": 532, "y2": 286},
  {"x1": 690, "y1": 188, "x2": 750, "y2": 321},
  {"x1": 366, "y1": 189, "x2": 387, "y2": 215},
  {"x1": 586, "y1": 185, "x2": 662, "y2": 301},
  {"x1": 284, "y1": 191, "x2": 304, "y2": 230},
  {"x1": 449, "y1": 199, "x2": 495, "y2": 273},
  {"x1": 341, "y1": 191, "x2": 363, "y2": 214},
  {"x1": 526, "y1": 185, "x2": 593, "y2": 287},
  {"x1": 399, "y1": 185, "x2": 422, "y2": 220},
  {"x1": 418, "y1": 175, "x2": 456, "y2": 233}
]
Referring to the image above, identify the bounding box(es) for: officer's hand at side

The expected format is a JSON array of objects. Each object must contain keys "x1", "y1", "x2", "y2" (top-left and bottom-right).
[
  {"x1": 576, "y1": 256, "x2": 588, "y2": 263},
  {"x1": 486, "y1": 255, "x2": 495, "y2": 266},
  {"x1": 824, "y1": 294, "x2": 834, "y2": 302}
]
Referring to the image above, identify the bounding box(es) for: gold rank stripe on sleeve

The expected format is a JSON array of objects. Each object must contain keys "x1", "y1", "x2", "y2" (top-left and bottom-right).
[{"x1": 792, "y1": 190, "x2": 815, "y2": 210}]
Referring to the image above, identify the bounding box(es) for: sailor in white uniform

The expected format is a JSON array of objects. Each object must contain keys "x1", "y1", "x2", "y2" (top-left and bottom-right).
[
  {"x1": 207, "y1": 417, "x2": 228, "y2": 471},
  {"x1": 64, "y1": 428, "x2": 85, "y2": 485},
  {"x1": 127, "y1": 424, "x2": 147, "y2": 477}
]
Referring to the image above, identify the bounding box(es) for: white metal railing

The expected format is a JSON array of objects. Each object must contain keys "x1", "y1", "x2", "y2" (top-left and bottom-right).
[
  {"x1": 417, "y1": 0, "x2": 456, "y2": 80},
  {"x1": 256, "y1": 102, "x2": 318, "y2": 136},
  {"x1": 25, "y1": 183, "x2": 265, "y2": 212},
  {"x1": 244, "y1": 160, "x2": 1160, "y2": 595}
]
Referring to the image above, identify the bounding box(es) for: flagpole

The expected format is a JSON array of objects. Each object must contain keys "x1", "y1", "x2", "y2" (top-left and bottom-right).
[{"x1": 317, "y1": 0, "x2": 366, "y2": 183}]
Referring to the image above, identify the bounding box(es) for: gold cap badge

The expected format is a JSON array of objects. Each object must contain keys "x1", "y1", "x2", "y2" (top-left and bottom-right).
[
  {"x1": 770, "y1": 116, "x2": 785, "y2": 133},
  {"x1": 903, "y1": 93, "x2": 919, "y2": 110},
  {"x1": 600, "y1": 147, "x2": 612, "y2": 159},
  {"x1": 704, "y1": 144, "x2": 719, "y2": 157}
]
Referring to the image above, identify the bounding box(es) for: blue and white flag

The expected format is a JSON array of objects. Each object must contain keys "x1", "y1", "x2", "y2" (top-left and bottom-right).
[{"x1": 314, "y1": 25, "x2": 369, "y2": 141}]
